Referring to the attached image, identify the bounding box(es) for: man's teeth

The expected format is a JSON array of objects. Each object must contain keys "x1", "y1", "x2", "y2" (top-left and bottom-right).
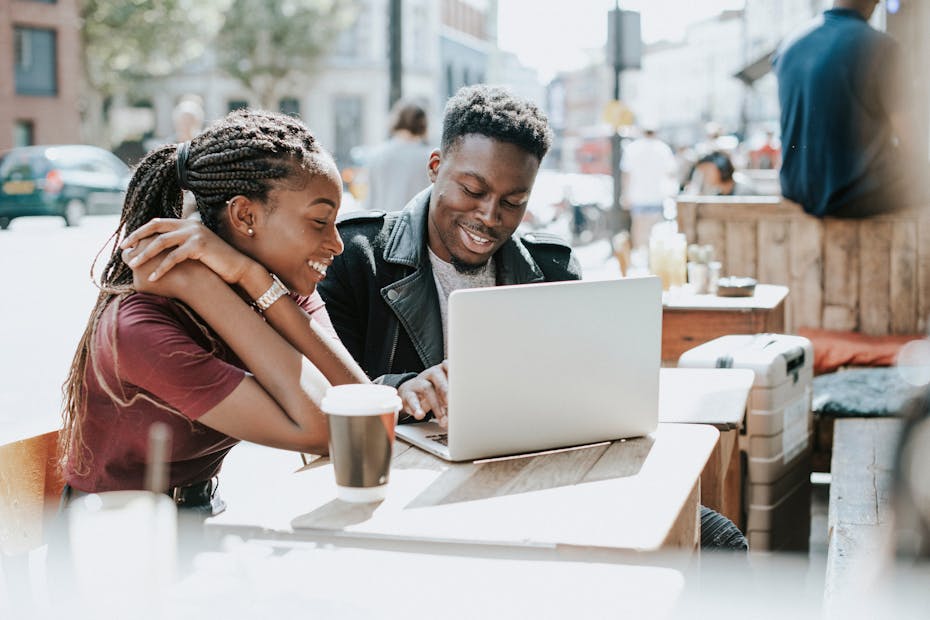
[
  {"x1": 308, "y1": 260, "x2": 327, "y2": 276},
  {"x1": 465, "y1": 230, "x2": 491, "y2": 244}
]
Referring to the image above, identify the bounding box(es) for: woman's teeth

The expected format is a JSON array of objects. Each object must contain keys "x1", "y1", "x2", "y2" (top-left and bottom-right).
[{"x1": 308, "y1": 260, "x2": 327, "y2": 276}]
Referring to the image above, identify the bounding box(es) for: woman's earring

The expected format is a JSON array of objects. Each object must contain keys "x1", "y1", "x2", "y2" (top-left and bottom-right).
[{"x1": 247, "y1": 228, "x2": 254, "y2": 236}]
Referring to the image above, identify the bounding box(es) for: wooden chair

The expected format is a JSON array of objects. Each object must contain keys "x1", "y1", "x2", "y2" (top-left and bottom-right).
[{"x1": 0, "y1": 430, "x2": 64, "y2": 554}]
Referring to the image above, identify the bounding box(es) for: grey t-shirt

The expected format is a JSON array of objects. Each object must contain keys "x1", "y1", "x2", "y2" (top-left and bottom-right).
[
  {"x1": 365, "y1": 139, "x2": 434, "y2": 212},
  {"x1": 428, "y1": 247, "x2": 496, "y2": 350}
]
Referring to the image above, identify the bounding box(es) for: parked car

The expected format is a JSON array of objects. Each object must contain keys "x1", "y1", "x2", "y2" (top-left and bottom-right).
[{"x1": 0, "y1": 145, "x2": 130, "y2": 229}]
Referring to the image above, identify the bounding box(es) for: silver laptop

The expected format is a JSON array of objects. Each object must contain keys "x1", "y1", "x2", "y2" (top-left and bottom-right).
[{"x1": 395, "y1": 276, "x2": 662, "y2": 461}]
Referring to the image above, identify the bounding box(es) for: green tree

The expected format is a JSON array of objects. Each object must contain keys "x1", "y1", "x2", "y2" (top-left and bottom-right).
[
  {"x1": 215, "y1": 0, "x2": 358, "y2": 110},
  {"x1": 79, "y1": 0, "x2": 223, "y2": 144}
]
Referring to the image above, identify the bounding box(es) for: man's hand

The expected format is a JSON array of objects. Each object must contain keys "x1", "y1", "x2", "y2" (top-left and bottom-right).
[
  {"x1": 121, "y1": 236, "x2": 204, "y2": 299},
  {"x1": 398, "y1": 361, "x2": 450, "y2": 428}
]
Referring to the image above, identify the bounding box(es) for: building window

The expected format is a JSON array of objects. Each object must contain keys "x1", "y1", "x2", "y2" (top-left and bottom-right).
[
  {"x1": 409, "y1": 5, "x2": 429, "y2": 68},
  {"x1": 446, "y1": 63, "x2": 454, "y2": 98},
  {"x1": 227, "y1": 99, "x2": 249, "y2": 113},
  {"x1": 334, "y1": 15, "x2": 361, "y2": 59},
  {"x1": 279, "y1": 97, "x2": 301, "y2": 118},
  {"x1": 332, "y1": 96, "x2": 363, "y2": 167},
  {"x1": 14, "y1": 27, "x2": 57, "y2": 96},
  {"x1": 13, "y1": 121, "x2": 35, "y2": 147}
]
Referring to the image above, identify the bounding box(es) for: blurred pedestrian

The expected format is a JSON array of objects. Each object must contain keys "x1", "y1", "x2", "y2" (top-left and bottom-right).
[
  {"x1": 172, "y1": 95, "x2": 205, "y2": 143},
  {"x1": 143, "y1": 95, "x2": 207, "y2": 218},
  {"x1": 689, "y1": 151, "x2": 758, "y2": 196},
  {"x1": 620, "y1": 125, "x2": 677, "y2": 250},
  {"x1": 364, "y1": 99, "x2": 434, "y2": 212},
  {"x1": 774, "y1": 0, "x2": 924, "y2": 217},
  {"x1": 60, "y1": 109, "x2": 368, "y2": 513},
  {"x1": 172, "y1": 96, "x2": 206, "y2": 218},
  {"x1": 748, "y1": 130, "x2": 781, "y2": 170}
]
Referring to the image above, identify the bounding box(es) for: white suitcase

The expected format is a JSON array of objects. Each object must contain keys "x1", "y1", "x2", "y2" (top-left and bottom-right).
[
  {"x1": 677, "y1": 334, "x2": 814, "y2": 444},
  {"x1": 679, "y1": 334, "x2": 815, "y2": 551}
]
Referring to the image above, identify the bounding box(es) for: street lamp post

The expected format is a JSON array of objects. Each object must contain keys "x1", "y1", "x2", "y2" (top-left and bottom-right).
[
  {"x1": 388, "y1": 0, "x2": 403, "y2": 109},
  {"x1": 611, "y1": 6, "x2": 627, "y2": 238},
  {"x1": 608, "y1": 3, "x2": 639, "y2": 241}
]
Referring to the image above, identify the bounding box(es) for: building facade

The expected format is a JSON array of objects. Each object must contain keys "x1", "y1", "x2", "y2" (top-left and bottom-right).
[
  {"x1": 547, "y1": 64, "x2": 614, "y2": 173},
  {"x1": 547, "y1": 1, "x2": 845, "y2": 172},
  {"x1": 439, "y1": 0, "x2": 491, "y2": 103},
  {"x1": 625, "y1": 10, "x2": 745, "y2": 147},
  {"x1": 0, "y1": 0, "x2": 82, "y2": 150},
  {"x1": 124, "y1": 0, "x2": 538, "y2": 171}
]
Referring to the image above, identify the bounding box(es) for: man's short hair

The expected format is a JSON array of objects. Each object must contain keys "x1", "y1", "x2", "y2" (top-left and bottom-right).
[
  {"x1": 441, "y1": 85, "x2": 552, "y2": 161},
  {"x1": 697, "y1": 150, "x2": 735, "y2": 182}
]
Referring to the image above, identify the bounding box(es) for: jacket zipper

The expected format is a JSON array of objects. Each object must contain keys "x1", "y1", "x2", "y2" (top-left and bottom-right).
[
  {"x1": 385, "y1": 267, "x2": 411, "y2": 376},
  {"x1": 386, "y1": 318, "x2": 400, "y2": 374}
]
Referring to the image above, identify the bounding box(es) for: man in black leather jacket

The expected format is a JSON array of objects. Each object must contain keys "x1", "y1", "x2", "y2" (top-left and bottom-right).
[{"x1": 318, "y1": 85, "x2": 580, "y2": 424}]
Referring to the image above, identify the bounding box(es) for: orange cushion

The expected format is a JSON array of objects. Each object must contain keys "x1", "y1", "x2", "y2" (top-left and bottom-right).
[{"x1": 797, "y1": 328, "x2": 923, "y2": 375}]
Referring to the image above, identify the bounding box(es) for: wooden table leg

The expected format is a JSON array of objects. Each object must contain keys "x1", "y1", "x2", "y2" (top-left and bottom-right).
[
  {"x1": 699, "y1": 428, "x2": 741, "y2": 528},
  {"x1": 664, "y1": 478, "x2": 701, "y2": 552}
]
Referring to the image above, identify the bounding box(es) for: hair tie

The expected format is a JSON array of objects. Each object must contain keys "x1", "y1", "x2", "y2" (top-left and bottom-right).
[{"x1": 176, "y1": 141, "x2": 191, "y2": 190}]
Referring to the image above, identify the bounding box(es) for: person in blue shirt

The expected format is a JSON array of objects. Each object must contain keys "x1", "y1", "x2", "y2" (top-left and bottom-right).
[{"x1": 774, "y1": 0, "x2": 923, "y2": 217}]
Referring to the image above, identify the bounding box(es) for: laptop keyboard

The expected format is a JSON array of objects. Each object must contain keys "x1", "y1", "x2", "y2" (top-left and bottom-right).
[{"x1": 426, "y1": 433, "x2": 449, "y2": 446}]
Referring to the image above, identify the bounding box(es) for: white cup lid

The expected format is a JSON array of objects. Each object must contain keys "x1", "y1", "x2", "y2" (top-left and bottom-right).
[{"x1": 321, "y1": 384, "x2": 402, "y2": 416}]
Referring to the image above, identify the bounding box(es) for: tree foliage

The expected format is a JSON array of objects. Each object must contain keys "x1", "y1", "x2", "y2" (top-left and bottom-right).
[
  {"x1": 214, "y1": 0, "x2": 358, "y2": 109},
  {"x1": 80, "y1": 0, "x2": 223, "y2": 96}
]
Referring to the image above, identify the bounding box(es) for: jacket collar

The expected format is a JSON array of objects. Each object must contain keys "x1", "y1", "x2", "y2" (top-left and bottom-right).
[{"x1": 383, "y1": 187, "x2": 431, "y2": 267}]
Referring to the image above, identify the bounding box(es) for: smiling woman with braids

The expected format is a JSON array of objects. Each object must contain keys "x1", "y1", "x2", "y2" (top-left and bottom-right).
[{"x1": 60, "y1": 110, "x2": 368, "y2": 512}]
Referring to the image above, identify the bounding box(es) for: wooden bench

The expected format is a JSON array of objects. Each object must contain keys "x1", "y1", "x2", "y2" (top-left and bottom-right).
[
  {"x1": 676, "y1": 196, "x2": 930, "y2": 336},
  {"x1": 824, "y1": 418, "x2": 901, "y2": 615}
]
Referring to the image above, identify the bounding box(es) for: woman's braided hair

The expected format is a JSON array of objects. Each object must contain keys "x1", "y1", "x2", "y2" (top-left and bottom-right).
[{"x1": 61, "y1": 109, "x2": 327, "y2": 473}]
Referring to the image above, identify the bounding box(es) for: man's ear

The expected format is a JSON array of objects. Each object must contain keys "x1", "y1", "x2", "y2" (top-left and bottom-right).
[
  {"x1": 225, "y1": 195, "x2": 260, "y2": 239},
  {"x1": 427, "y1": 148, "x2": 442, "y2": 183}
]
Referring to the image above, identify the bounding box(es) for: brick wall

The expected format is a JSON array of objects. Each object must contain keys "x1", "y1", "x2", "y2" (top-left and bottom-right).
[{"x1": 0, "y1": 0, "x2": 82, "y2": 151}]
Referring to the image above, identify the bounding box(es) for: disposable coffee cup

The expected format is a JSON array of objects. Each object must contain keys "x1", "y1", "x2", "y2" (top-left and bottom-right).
[{"x1": 321, "y1": 384, "x2": 402, "y2": 503}]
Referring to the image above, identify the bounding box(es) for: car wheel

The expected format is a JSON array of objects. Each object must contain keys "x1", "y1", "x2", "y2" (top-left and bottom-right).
[
  {"x1": 64, "y1": 199, "x2": 86, "y2": 227},
  {"x1": 0, "y1": 217, "x2": 10, "y2": 230}
]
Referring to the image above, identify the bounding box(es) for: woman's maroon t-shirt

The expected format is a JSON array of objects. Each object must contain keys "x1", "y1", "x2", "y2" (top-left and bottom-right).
[{"x1": 65, "y1": 291, "x2": 333, "y2": 492}]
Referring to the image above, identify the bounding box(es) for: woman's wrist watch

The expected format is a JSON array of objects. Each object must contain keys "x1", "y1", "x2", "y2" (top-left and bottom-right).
[{"x1": 254, "y1": 273, "x2": 289, "y2": 312}]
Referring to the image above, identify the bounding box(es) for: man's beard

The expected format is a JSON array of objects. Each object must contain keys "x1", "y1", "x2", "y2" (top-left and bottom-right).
[{"x1": 450, "y1": 255, "x2": 490, "y2": 275}]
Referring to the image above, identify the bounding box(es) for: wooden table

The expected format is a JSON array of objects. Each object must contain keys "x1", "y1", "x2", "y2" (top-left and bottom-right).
[
  {"x1": 661, "y1": 284, "x2": 789, "y2": 364},
  {"x1": 658, "y1": 368, "x2": 754, "y2": 527},
  {"x1": 209, "y1": 423, "x2": 718, "y2": 561}
]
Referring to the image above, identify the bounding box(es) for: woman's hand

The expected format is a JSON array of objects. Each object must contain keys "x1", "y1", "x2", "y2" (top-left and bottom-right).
[{"x1": 120, "y1": 218, "x2": 257, "y2": 286}]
